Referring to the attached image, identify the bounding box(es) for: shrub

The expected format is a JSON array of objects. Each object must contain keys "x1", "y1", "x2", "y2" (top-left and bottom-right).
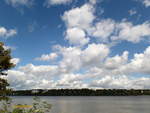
[{"x1": 0, "y1": 97, "x2": 52, "y2": 113}]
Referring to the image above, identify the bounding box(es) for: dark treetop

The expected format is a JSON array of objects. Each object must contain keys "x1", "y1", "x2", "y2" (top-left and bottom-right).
[{"x1": 0, "y1": 42, "x2": 14, "y2": 100}]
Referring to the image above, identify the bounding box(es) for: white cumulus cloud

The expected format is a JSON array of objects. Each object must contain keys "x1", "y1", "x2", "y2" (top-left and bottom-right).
[
  {"x1": 45, "y1": 0, "x2": 73, "y2": 6},
  {"x1": 0, "y1": 27, "x2": 17, "y2": 38},
  {"x1": 35, "y1": 53, "x2": 58, "y2": 61},
  {"x1": 65, "y1": 27, "x2": 89, "y2": 46},
  {"x1": 92, "y1": 19, "x2": 115, "y2": 42},
  {"x1": 112, "y1": 21, "x2": 150, "y2": 43},
  {"x1": 62, "y1": 3, "x2": 95, "y2": 29}
]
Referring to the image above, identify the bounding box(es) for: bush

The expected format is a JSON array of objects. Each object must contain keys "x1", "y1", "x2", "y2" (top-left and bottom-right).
[{"x1": 0, "y1": 97, "x2": 52, "y2": 113}]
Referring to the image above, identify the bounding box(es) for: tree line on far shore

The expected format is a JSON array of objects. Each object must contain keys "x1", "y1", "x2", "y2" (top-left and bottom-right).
[{"x1": 10, "y1": 89, "x2": 150, "y2": 96}]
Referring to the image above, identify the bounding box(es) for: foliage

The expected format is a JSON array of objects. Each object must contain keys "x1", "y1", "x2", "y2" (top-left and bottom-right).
[
  {"x1": 0, "y1": 97, "x2": 52, "y2": 113},
  {"x1": 12, "y1": 89, "x2": 150, "y2": 96},
  {"x1": 0, "y1": 42, "x2": 15, "y2": 100}
]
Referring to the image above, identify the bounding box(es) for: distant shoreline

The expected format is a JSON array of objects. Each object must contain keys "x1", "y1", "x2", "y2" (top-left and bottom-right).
[{"x1": 7, "y1": 89, "x2": 150, "y2": 96}]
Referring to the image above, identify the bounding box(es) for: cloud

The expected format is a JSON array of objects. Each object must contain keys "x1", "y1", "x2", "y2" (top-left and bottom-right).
[
  {"x1": 92, "y1": 20, "x2": 150, "y2": 43},
  {"x1": 65, "y1": 27, "x2": 89, "y2": 46},
  {"x1": 35, "y1": 53, "x2": 58, "y2": 61},
  {"x1": 89, "y1": 46, "x2": 150, "y2": 77},
  {"x1": 92, "y1": 19, "x2": 115, "y2": 42},
  {"x1": 89, "y1": 0, "x2": 97, "y2": 5},
  {"x1": 58, "y1": 43, "x2": 109, "y2": 73},
  {"x1": 0, "y1": 27, "x2": 17, "y2": 38},
  {"x1": 127, "y1": 46, "x2": 150, "y2": 74},
  {"x1": 81, "y1": 44, "x2": 109, "y2": 67},
  {"x1": 62, "y1": 1, "x2": 150, "y2": 45},
  {"x1": 45, "y1": 0, "x2": 73, "y2": 7},
  {"x1": 5, "y1": 0, "x2": 150, "y2": 90},
  {"x1": 7, "y1": 64, "x2": 59, "y2": 90},
  {"x1": 11, "y1": 58, "x2": 20, "y2": 65},
  {"x1": 62, "y1": 2, "x2": 95, "y2": 46},
  {"x1": 89, "y1": 75, "x2": 150, "y2": 89},
  {"x1": 128, "y1": 9, "x2": 137, "y2": 16},
  {"x1": 5, "y1": 0, "x2": 34, "y2": 7},
  {"x1": 62, "y1": 3, "x2": 95, "y2": 29},
  {"x1": 6, "y1": 46, "x2": 150, "y2": 89},
  {"x1": 58, "y1": 46, "x2": 82, "y2": 73},
  {"x1": 104, "y1": 51, "x2": 128, "y2": 70},
  {"x1": 3, "y1": 45, "x2": 16, "y2": 51},
  {"x1": 111, "y1": 21, "x2": 150, "y2": 43},
  {"x1": 141, "y1": 0, "x2": 150, "y2": 7}
]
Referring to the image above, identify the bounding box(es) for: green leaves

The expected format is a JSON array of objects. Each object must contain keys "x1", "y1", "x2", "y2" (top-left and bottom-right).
[
  {"x1": 0, "y1": 97, "x2": 52, "y2": 113},
  {"x1": 0, "y1": 42, "x2": 15, "y2": 100},
  {"x1": 0, "y1": 42, "x2": 15, "y2": 73}
]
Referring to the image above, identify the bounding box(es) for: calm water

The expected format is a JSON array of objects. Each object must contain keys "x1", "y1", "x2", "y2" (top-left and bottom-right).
[{"x1": 10, "y1": 96, "x2": 150, "y2": 113}]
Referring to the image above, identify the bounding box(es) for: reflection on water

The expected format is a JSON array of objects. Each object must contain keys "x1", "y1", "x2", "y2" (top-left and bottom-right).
[{"x1": 11, "y1": 96, "x2": 150, "y2": 113}]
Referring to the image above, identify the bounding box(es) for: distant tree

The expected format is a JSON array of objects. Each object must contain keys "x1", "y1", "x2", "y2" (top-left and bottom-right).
[{"x1": 0, "y1": 42, "x2": 15, "y2": 100}]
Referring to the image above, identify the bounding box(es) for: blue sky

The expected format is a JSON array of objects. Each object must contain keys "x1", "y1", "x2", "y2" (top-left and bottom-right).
[{"x1": 1, "y1": 0, "x2": 150, "y2": 90}]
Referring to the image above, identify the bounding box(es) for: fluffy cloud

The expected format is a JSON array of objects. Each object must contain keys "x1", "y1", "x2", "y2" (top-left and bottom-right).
[
  {"x1": 127, "y1": 46, "x2": 150, "y2": 74},
  {"x1": 5, "y1": 0, "x2": 150, "y2": 90},
  {"x1": 7, "y1": 64, "x2": 59, "y2": 89},
  {"x1": 112, "y1": 21, "x2": 150, "y2": 43},
  {"x1": 89, "y1": 75, "x2": 150, "y2": 89},
  {"x1": 104, "y1": 51, "x2": 128, "y2": 70},
  {"x1": 62, "y1": 3, "x2": 95, "y2": 29},
  {"x1": 92, "y1": 20, "x2": 150, "y2": 43},
  {"x1": 81, "y1": 44, "x2": 109, "y2": 67},
  {"x1": 11, "y1": 58, "x2": 20, "y2": 65},
  {"x1": 6, "y1": 46, "x2": 150, "y2": 89},
  {"x1": 141, "y1": 0, "x2": 150, "y2": 7},
  {"x1": 0, "y1": 27, "x2": 17, "y2": 38},
  {"x1": 58, "y1": 43, "x2": 109, "y2": 72},
  {"x1": 62, "y1": 1, "x2": 150, "y2": 45},
  {"x1": 35, "y1": 53, "x2": 58, "y2": 61},
  {"x1": 5, "y1": 0, "x2": 34, "y2": 7},
  {"x1": 62, "y1": 2, "x2": 95, "y2": 46},
  {"x1": 90, "y1": 46, "x2": 150, "y2": 77},
  {"x1": 58, "y1": 46, "x2": 82, "y2": 73},
  {"x1": 65, "y1": 27, "x2": 89, "y2": 46},
  {"x1": 92, "y1": 19, "x2": 115, "y2": 42},
  {"x1": 8, "y1": 69, "x2": 87, "y2": 89},
  {"x1": 7, "y1": 63, "x2": 88, "y2": 89},
  {"x1": 88, "y1": 46, "x2": 150, "y2": 77},
  {"x1": 56, "y1": 73, "x2": 87, "y2": 88},
  {"x1": 45, "y1": 0, "x2": 73, "y2": 6}
]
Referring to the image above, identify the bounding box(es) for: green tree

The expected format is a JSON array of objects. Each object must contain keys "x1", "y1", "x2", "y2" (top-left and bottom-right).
[{"x1": 0, "y1": 42, "x2": 15, "y2": 100}]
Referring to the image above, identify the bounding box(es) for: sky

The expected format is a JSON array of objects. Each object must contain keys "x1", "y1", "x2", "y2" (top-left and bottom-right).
[{"x1": 0, "y1": 0, "x2": 150, "y2": 90}]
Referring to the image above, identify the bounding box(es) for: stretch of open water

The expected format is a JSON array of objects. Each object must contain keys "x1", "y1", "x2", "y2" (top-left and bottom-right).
[{"x1": 10, "y1": 96, "x2": 150, "y2": 113}]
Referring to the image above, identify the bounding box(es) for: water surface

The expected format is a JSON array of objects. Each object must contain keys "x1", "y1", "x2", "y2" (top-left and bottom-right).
[{"x1": 11, "y1": 96, "x2": 150, "y2": 113}]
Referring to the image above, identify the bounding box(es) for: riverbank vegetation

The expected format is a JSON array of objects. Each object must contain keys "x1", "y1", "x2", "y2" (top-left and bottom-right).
[
  {"x1": 11, "y1": 89, "x2": 150, "y2": 96},
  {"x1": 0, "y1": 97, "x2": 51, "y2": 113}
]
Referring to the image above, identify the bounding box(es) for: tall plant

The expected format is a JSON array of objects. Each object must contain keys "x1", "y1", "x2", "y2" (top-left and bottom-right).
[{"x1": 0, "y1": 42, "x2": 14, "y2": 100}]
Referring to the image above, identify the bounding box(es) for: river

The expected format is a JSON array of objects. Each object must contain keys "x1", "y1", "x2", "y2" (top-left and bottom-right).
[{"x1": 9, "y1": 96, "x2": 150, "y2": 113}]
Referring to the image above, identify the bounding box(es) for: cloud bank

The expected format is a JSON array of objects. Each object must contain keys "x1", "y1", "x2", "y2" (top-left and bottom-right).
[{"x1": 5, "y1": 0, "x2": 150, "y2": 90}]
